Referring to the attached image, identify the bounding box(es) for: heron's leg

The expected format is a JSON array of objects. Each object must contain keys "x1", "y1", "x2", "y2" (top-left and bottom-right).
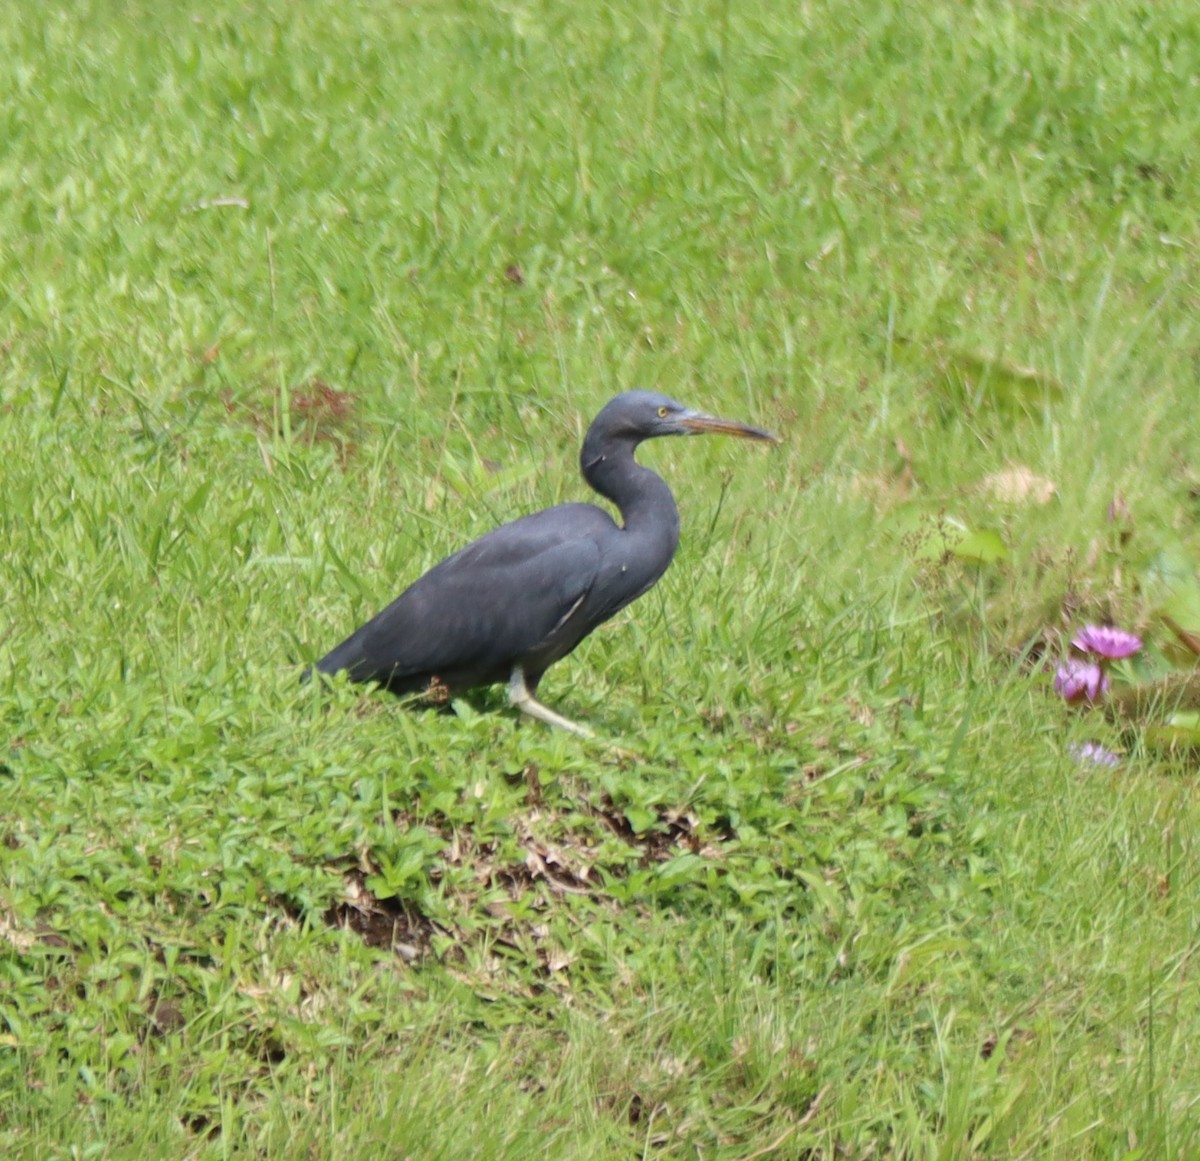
[{"x1": 508, "y1": 666, "x2": 595, "y2": 739}]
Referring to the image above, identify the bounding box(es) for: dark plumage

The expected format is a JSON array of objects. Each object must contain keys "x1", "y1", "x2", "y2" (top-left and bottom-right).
[{"x1": 311, "y1": 390, "x2": 778, "y2": 736}]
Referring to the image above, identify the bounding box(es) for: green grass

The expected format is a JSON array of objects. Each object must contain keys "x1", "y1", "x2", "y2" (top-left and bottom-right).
[{"x1": 4, "y1": 0, "x2": 1200, "y2": 1156}]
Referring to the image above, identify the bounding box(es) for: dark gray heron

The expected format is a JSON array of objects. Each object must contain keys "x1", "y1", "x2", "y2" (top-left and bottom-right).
[{"x1": 311, "y1": 390, "x2": 778, "y2": 737}]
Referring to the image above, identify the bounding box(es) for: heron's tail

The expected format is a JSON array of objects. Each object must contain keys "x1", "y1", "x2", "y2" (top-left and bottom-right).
[{"x1": 309, "y1": 636, "x2": 366, "y2": 682}]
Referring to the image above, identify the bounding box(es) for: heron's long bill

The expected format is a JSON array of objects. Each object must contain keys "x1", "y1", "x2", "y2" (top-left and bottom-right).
[{"x1": 679, "y1": 412, "x2": 780, "y2": 443}]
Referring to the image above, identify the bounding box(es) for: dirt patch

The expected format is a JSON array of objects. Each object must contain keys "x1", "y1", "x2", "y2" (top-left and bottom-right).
[
  {"x1": 322, "y1": 869, "x2": 437, "y2": 961},
  {"x1": 590, "y1": 795, "x2": 715, "y2": 864},
  {"x1": 320, "y1": 790, "x2": 737, "y2": 962},
  {"x1": 290, "y1": 379, "x2": 355, "y2": 435},
  {"x1": 222, "y1": 378, "x2": 359, "y2": 462}
]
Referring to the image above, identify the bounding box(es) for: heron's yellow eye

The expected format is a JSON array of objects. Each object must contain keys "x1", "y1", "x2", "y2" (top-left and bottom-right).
[{"x1": 657, "y1": 406, "x2": 668, "y2": 418}]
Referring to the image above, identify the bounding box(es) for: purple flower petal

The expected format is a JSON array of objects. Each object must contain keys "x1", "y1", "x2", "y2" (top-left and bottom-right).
[
  {"x1": 1072, "y1": 624, "x2": 1143, "y2": 660},
  {"x1": 1069, "y1": 741, "x2": 1122, "y2": 768},
  {"x1": 1054, "y1": 659, "x2": 1110, "y2": 703}
]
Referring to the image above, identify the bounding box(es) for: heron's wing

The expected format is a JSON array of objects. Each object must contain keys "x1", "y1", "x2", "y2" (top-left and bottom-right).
[{"x1": 316, "y1": 504, "x2": 610, "y2": 685}]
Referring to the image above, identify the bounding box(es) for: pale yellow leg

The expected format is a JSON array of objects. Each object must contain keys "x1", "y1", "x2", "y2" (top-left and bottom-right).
[{"x1": 508, "y1": 666, "x2": 595, "y2": 739}]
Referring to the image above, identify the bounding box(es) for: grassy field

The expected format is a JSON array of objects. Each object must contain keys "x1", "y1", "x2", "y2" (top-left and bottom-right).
[{"x1": 3, "y1": 0, "x2": 1200, "y2": 1156}]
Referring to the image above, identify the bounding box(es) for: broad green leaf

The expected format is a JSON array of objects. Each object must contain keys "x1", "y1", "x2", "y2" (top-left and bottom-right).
[
  {"x1": 623, "y1": 806, "x2": 657, "y2": 835},
  {"x1": 653, "y1": 853, "x2": 706, "y2": 891},
  {"x1": 1145, "y1": 712, "x2": 1200, "y2": 753},
  {"x1": 951, "y1": 527, "x2": 1008, "y2": 564},
  {"x1": 1139, "y1": 544, "x2": 1200, "y2": 653},
  {"x1": 897, "y1": 511, "x2": 1008, "y2": 565},
  {"x1": 942, "y1": 347, "x2": 1065, "y2": 412}
]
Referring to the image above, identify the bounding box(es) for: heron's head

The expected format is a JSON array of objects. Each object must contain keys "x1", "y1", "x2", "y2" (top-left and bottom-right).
[{"x1": 593, "y1": 390, "x2": 780, "y2": 445}]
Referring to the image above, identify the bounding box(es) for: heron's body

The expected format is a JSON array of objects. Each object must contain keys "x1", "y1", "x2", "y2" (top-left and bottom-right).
[{"x1": 312, "y1": 391, "x2": 776, "y2": 736}]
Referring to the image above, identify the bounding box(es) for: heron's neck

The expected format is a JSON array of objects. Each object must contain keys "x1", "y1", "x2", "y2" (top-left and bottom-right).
[
  {"x1": 581, "y1": 439, "x2": 681, "y2": 543},
  {"x1": 583, "y1": 436, "x2": 681, "y2": 599}
]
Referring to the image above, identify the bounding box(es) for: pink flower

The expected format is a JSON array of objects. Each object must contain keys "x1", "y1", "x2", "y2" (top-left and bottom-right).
[
  {"x1": 1069, "y1": 741, "x2": 1121, "y2": 768},
  {"x1": 1054, "y1": 659, "x2": 1110, "y2": 703},
  {"x1": 1072, "y1": 625, "x2": 1143, "y2": 660}
]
